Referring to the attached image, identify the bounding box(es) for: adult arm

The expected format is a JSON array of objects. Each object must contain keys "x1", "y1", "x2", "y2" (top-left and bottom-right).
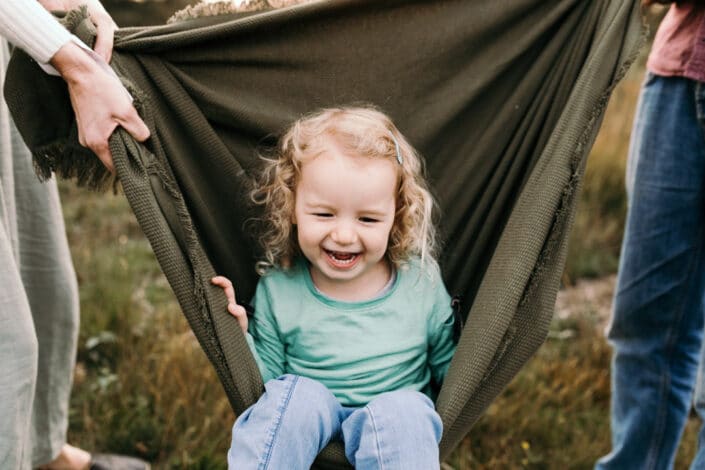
[{"x1": 0, "y1": 0, "x2": 149, "y2": 172}]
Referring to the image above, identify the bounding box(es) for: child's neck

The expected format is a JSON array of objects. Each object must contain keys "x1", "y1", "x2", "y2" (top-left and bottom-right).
[{"x1": 309, "y1": 260, "x2": 393, "y2": 302}]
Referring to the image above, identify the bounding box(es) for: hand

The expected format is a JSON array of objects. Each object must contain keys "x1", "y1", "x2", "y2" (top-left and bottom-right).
[
  {"x1": 38, "y1": 0, "x2": 117, "y2": 62},
  {"x1": 42, "y1": 0, "x2": 149, "y2": 172},
  {"x1": 211, "y1": 276, "x2": 249, "y2": 333},
  {"x1": 50, "y1": 42, "x2": 150, "y2": 173}
]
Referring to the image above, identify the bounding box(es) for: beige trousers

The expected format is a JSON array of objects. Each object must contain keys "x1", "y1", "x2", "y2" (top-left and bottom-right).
[{"x1": 0, "y1": 40, "x2": 79, "y2": 469}]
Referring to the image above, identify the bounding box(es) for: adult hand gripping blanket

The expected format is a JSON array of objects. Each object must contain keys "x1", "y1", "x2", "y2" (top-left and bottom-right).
[{"x1": 4, "y1": 0, "x2": 642, "y2": 467}]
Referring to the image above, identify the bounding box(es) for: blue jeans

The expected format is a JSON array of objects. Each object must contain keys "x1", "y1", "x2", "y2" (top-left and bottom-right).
[
  {"x1": 595, "y1": 74, "x2": 705, "y2": 470},
  {"x1": 227, "y1": 375, "x2": 443, "y2": 469}
]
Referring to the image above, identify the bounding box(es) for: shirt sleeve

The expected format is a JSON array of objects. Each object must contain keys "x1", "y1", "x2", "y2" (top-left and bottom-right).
[
  {"x1": 0, "y1": 0, "x2": 72, "y2": 64},
  {"x1": 427, "y1": 268, "x2": 457, "y2": 385},
  {"x1": 247, "y1": 279, "x2": 286, "y2": 382}
]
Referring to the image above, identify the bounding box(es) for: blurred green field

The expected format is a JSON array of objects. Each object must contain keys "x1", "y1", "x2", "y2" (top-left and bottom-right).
[{"x1": 56, "y1": 2, "x2": 702, "y2": 469}]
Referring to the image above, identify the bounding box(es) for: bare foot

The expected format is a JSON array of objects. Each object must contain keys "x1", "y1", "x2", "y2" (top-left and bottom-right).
[{"x1": 37, "y1": 444, "x2": 91, "y2": 470}]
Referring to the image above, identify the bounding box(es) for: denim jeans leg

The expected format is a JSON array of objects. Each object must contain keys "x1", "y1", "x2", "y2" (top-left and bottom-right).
[
  {"x1": 342, "y1": 390, "x2": 442, "y2": 470},
  {"x1": 596, "y1": 75, "x2": 705, "y2": 470},
  {"x1": 227, "y1": 374, "x2": 344, "y2": 470},
  {"x1": 688, "y1": 79, "x2": 705, "y2": 470}
]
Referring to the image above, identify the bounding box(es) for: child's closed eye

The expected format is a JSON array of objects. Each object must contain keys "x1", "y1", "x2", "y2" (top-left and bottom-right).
[
  {"x1": 313, "y1": 212, "x2": 334, "y2": 218},
  {"x1": 359, "y1": 216, "x2": 380, "y2": 223}
]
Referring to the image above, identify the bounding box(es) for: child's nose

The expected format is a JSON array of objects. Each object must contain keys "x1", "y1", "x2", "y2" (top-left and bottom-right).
[{"x1": 331, "y1": 223, "x2": 357, "y2": 245}]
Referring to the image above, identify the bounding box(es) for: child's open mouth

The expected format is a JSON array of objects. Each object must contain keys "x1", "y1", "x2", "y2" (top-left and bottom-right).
[{"x1": 325, "y1": 250, "x2": 361, "y2": 268}]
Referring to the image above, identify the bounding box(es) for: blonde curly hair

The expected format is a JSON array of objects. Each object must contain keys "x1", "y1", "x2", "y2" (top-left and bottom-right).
[{"x1": 252, "y1": 106, "x2": 438, "y2": 274}]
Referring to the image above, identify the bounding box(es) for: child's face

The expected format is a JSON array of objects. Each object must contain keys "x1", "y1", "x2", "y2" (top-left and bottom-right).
[{"x1": 293, "y1": 147, "x2": 398, "y2": 300}]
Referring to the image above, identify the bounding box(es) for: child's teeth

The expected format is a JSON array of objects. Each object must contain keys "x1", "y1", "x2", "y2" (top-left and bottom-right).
[{"x1": 329, "y1": 251, "x2": 356, "y2": 263}]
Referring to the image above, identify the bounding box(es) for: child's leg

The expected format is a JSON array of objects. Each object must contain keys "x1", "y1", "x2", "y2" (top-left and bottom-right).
[
  {"x1": 228, "y1": 374, "x2": 344, "y2": 470},
  {"x1": 341, "y1": 390, "x2": 442, "y2": 470}
]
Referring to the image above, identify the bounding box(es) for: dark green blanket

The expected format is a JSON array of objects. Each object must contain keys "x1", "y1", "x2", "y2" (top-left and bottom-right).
[{"x1": 4, "y1": 0, "x2": 642, "y2": 466}]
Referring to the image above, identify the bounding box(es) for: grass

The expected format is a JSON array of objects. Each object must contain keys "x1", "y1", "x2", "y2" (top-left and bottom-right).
[{"x1": 452, "y1": 314, "x2": 698, "y2": 469}]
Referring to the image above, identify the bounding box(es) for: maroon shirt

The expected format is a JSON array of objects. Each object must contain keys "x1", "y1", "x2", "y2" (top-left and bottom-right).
[{"x1": 648, "y1": 2, "x2": 705, "y2": 82}]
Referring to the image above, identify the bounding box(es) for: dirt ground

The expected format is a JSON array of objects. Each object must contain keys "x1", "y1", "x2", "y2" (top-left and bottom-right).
[{"x1": 555, "y1": 275, "x2": 616, "y2": 333}]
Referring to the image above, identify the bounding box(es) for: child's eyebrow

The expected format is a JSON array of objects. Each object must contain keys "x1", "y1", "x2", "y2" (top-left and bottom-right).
[
  {"x1": 359, "y1": 209, "x2": 389, "y2": 216},
  {"x1": 302, "y1": 201, "x2": 335, "y2": 211}
]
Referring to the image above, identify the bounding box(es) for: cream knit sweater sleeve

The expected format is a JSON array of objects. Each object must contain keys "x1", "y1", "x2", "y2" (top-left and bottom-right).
[{"x1": 0, "y1": 0, "x2": 72, "y2": 64}]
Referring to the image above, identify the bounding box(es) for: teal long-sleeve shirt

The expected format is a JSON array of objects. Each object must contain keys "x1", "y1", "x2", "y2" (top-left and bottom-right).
[{"x1": 244, "y1": 258, "x2": 457, "y2": 407}]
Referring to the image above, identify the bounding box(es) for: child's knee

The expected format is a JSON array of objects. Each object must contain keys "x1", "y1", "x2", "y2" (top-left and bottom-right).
[
  {"x1": 368, "y1": 390, "x2": 442, "y2": 438},
  {"x1": 232, "y1": 375, "x2": 343, "y2": 445},
  {"x1": 264, "y1": 374, "x2": 334, "y2": 407},
  {"x1": 342, "y1": 390, "x2": 442, "y2": 468},
  {"x1": 371, "y1": 389, "x2": 434, "y2": 414},
  {"x1": 262, "y1": 375, "x2": 342, "y2": 430},
  {"x1": 288, "y1": 375, "x2": 336, "y2": 401}
]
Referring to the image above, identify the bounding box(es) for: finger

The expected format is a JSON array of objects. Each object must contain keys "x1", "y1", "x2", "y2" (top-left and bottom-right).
[
  {"x1": 211, "y1": 276, "x2": 234, "y2": 290},
  {"x1": 227, "y1": 304, "x2": 246, "y2": 318},
  {"x1": 117, "y1": 108, "x2": 151, "y2": 142},
  {"x1": 93, "y1": 143, "x2": 115, "y2": 174},
  {"x1": 236, "y1": 315, "x2": 248, "y2": 333},
  {"x1": 224, "y1": 284, "x2": 236, "y2": 304},
  {"x1": 83, "y1": 125, "x2": 116, "y2": 173},
  {"x1": 79, "y1": 131, "x2": 114, "y2": 173},
  {"x1": 211, "y1": 276, "x2": 232, "y2": 290},
  {"x1": 211, "y1": 276, "x2": 237, "y2": 303},
  {"x1": 76, "y1": 128, "x2": 87, "y2": 148},
  {"x1": 211, "y1": 276, "x2": 227, "y2": 286},
  {"x1": 92, "y1": 17, "x2": 117, "y2": 63},
  {"x1": 38, "y1": 0, "x2": 64, "y2": 11},
  {"x1": 227, "y1": 304, "x2": 249, "y2": 333}
]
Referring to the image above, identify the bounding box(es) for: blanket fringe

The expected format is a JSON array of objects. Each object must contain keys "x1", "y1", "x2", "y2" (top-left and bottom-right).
[{"x1": 32, "y1": 139, "x2": 116, "y2": 190}]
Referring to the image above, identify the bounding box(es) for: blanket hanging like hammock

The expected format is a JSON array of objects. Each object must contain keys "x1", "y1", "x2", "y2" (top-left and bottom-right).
[{"x1": 5, "y1": 0, "x2": 642, "y2": 467}]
